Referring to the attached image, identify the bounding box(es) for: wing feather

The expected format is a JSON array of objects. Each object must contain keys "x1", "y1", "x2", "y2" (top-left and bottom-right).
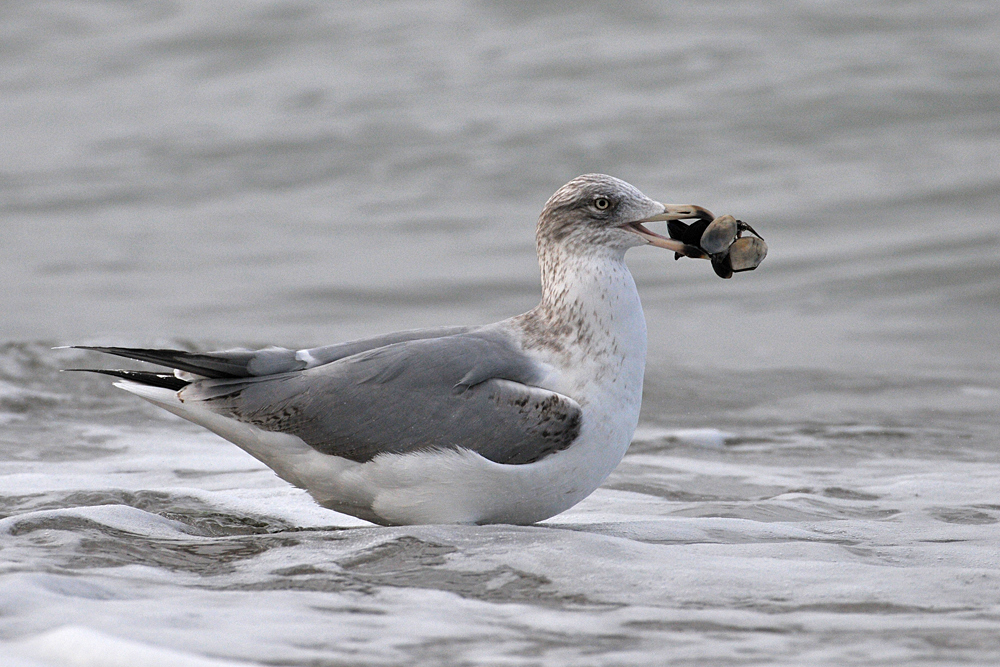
[{"x1": 180, "y1": 332, "x2": 582, "y2": 465}]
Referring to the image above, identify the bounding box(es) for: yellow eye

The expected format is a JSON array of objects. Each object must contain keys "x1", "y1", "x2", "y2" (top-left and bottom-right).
[{"x1": 594, "y1": 197, "x2": 610, "y2": 210}]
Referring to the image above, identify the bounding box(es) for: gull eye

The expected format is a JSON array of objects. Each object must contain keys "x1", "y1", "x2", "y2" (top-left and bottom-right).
[{"x1": 593, "y1": 197, "x2": 611, "y2": 211}]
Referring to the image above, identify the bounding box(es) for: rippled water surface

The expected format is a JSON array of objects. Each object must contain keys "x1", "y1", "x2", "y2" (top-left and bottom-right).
[{"x1": 2, "y1": 1, "x2": 999, "y2": 665}]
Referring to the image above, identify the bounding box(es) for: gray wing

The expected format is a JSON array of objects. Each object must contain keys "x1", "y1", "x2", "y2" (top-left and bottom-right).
[
  {"x1": 75, "y1": 325, "x2": 477, "y2": 378},
  {"x1": 180, "y1": 331, "x2": 582, "y2": 466}
]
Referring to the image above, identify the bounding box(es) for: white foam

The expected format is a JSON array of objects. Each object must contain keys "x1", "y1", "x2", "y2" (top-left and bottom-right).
[
  {"x1": 0, "y1": 505, "x2": 191, "y2": 539},
  {"x1": 7, "y1": 626, "x2": 255, "y2": 667},
  {"x1": 3, "y1": 424, "x2": 1000, "y2": 664}
]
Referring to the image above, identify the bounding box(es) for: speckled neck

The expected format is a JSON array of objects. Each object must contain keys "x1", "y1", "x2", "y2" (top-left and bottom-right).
[{"x1": 514, "y1": 239, "x2": 647, "y2": 366}]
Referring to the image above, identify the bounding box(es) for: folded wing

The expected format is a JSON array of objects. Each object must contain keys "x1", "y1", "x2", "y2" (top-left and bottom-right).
[{"x1": 82, "y1": 329, "x2": 582, "y2": 466}]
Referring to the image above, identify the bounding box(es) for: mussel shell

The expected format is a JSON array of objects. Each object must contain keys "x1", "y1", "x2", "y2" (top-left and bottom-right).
[
  {"x1": 700, "y1": 215, "x2": 739, "y2": 255},
  {"x1": 729, "y1": 236, "x2": 768, "y2": 272},
  {"x1": 711, "y1": 254, "x2": 733, "y2": 279},
  {"x1": 667, "y1": 218, "x2": 712, "y2": 246}
]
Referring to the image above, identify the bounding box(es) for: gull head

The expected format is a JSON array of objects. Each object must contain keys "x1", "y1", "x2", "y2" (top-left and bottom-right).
[{"x1": 536, "y1": 174, "x2": 711, "y2": 257}]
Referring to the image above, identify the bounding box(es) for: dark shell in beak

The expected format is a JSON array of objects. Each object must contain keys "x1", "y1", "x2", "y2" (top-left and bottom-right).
[{"x1": 668, "y1": 215, "x2": 768, "y2": 279}]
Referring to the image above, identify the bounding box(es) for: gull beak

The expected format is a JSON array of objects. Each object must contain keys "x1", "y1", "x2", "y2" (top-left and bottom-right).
[{"x1": 621, "y1": 203, "x2": 715, "y2": 258}]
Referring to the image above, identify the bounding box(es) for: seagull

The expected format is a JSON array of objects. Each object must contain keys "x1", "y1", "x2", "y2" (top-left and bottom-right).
[{"x1": 71, "y1": 174, "x2": 750, "y2": 526}]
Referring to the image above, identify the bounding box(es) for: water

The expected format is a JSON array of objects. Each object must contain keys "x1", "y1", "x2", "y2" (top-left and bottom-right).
[{"x1": 2, "y1": 1, "x2": 999, "y2": 665}]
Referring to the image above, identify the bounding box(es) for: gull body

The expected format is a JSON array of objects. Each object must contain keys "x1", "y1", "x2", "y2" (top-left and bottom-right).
[{"x1": 77, "y1": 174, "x2": 711, "y2": 525}]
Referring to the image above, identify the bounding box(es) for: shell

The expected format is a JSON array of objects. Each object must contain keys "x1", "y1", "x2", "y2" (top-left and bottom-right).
[
  {"x1": 729, "y1": 236, "x2": 768, "y2": 272},
  {"x1": 700, "y1": 215, "x2": 739, "y2": 255},
  {"x1": 711, "y1": 255, "x2": 734, "y2": 279}
]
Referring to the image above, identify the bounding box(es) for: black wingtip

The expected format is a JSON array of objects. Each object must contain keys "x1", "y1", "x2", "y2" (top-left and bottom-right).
[
  {"x1": 68, "y1": 346, "x2": 246, "y2": 379},
  {"x1": 63, "y1": 368, "x2": 190, "y2": 391}
]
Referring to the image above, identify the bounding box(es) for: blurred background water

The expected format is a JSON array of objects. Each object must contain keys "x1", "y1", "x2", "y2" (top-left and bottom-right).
[{"x1": 2, "y1": 1, "x2": 999, "y2": 665}]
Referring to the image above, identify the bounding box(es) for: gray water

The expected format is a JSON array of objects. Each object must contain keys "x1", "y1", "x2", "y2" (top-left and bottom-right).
[{"x1": 2, "y1": 1, "x2": 1000, "y2": 665}]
